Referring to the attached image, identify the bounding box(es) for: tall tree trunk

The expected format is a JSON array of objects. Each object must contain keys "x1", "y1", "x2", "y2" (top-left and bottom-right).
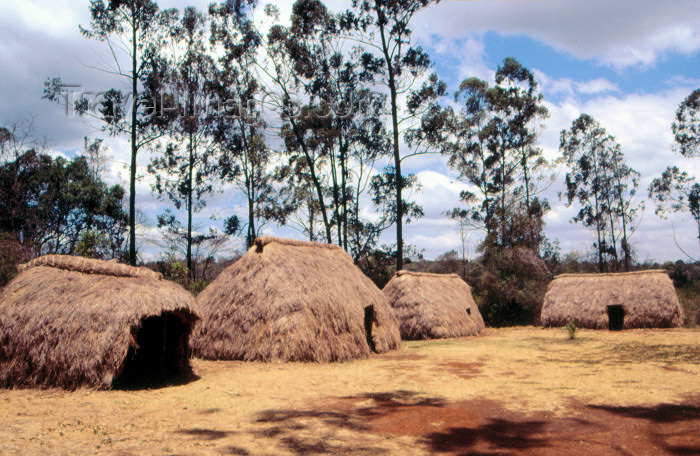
[
  {"x1": 308, "y1": 199, "x2": 314, "y2": 241},
  {"x1": 247, "y1": 170, "x2": 255, "y2": 249},
  {"x1": 128, "y1": 17, "x2": 138, "y2": 266},
  {"x1": 187, "y1": 131, "x2": 193, "y2": 280},
  {"x1": 593, "y1": 189, "x2": 605, "y2": 273},
  {"x1": 375, "y1": 0, "x2": 404, "y2": 270},
  {"x1": 340, "y1": 141, "x2": 348, "y2": 251},
  {"x1": 329, "y1": 145, "x2": 342, "y2": 247}
]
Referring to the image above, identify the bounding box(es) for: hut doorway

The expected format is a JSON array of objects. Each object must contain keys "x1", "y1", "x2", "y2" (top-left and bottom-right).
[
  {"x1": 364, "y1": 305, "x2": 376, "y2": 353},
  {"x1": 607, "y1": 305, "x2": 625, "y2": 331},
  {"x1": 113, "y1": 313, "x2": 192, "y2": 389}
]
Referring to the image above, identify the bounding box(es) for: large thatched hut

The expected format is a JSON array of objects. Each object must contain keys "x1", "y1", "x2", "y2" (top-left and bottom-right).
[
  {"x1": 192, "y1": 236, "x2": 401, "y2": 362},
  {"x1": 383, "y1": 270, "x2": 485, "y2": 340},
  {"x1": 541, "y1": 270, "x2": 683, "y2": 329},
  {"x1": 0, "y1": 255, "x2": 199, "y2": 389}
]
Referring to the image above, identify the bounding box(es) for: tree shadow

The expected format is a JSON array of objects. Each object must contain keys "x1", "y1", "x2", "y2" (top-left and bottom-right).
[
  {"x1": 175, "y1": 427, "x2": 235, "y2": 440},
  {"x1": 588, "y1": 403, "x2": 700, "y2": 423},
  {"x1": 423, "y1": 418, "x2": 549, "y2": 454},
  {"x1": 587, "y1": 402, "x2": 700, "y2": 455},
  {"x1": 253, "y1": 390, "x2": 445, "y2": 455}
]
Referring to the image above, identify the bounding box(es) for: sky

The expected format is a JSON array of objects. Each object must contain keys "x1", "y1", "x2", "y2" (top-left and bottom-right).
[{"x1": 1, "y1": 0, "x2": 700, "y2": 262}]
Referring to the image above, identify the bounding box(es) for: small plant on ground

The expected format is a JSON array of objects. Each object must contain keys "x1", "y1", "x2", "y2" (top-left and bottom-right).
[{"x1": 565, "y1": 320, "x2": 577, "y2": 340}]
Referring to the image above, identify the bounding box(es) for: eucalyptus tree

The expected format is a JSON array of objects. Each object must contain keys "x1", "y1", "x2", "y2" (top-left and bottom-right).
[
  {"x1": 418, "y1": 58, "x2": 549, "y2": 253},
  {"x1": 43, "y1": 0, "x2": 173, "y2": 265},
  {"x1": 342, "y1": 0, "x2": 441, "y2": 269},
  {"x1": 208, "y1": 0, "x2": 287, "y2": 249},
  {"x1": 147, "y1": 6, "x2": 220, "y2": 277},
  {"x1": 560, "y1": 114, "x2": 639, "y2": 271},
  {"x1": 281, "y1": 0, "x2": 403, "y2": 252},
  {"x1": 261, "y1": 3, "x2": 338, "y2": 244},
  {"x1": 649, "y1": 89, "x2": 700, "y2": 252},
  {"x1": 649, "y1": 167, "x2": 700, "y2": 248},
  {"x1": 672, "y1": 89, "x2": 700, "y2": 158}
]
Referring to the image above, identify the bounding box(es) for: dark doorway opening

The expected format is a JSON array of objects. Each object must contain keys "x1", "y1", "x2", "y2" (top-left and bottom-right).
[
  {"x1": 364, "y1": 305, "x2": 376, "y2": 353},
  {"x1": 607, "y1": 305, "x2": 625, "y2": 331},
  {"x1": 466, "y1": 308, "x2": 472, "y2": 316},
  {"x1": 113, "y1": 313, "x2": 195, "y2": 389}
]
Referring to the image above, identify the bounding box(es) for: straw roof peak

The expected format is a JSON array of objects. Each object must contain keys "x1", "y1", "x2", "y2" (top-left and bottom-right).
[
  {"x1": 253, "y1": 236, "x2": 343, "y2": 252},
  {"x1": 18, "y1": 255, "x2": 161, "y2": 279},
  {"x1": 553, "y1": 269, "x2": 667, "y2": 279},
  {"x1": 396, "y1": 270, "x2": 462, "y2": 280}
]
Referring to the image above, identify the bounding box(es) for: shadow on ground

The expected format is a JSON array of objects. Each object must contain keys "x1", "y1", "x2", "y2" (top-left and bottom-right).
[{"x1": 243, "y1": 391, "x2": 700, "y2": 456}]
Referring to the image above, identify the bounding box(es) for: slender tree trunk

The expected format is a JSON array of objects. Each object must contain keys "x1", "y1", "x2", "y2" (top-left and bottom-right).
[
  {"x1": 500, "y1": 150, "x2": 507, "y2": 248},
  {"x1": 247, "y1": 170, "x2": 255, "y2": 249},
  {"x1": 308, "y1": 200, "x2": 314, "y2": 241},
  {"x1": 340, "y1": 142, "x2": 348, "y2": 251},
  {"x1": 329, "y1": 146, "x2": 342, "y2": 247},
  {"x1": 376, "y1": 0, "x2": 403, "y2": 270},
  {"x1": 593, "y1": 189, "x2": 605, "y2": 273},
  {"x1": 242, "y1": 125, "x2": 256, "y2": 249},
  {"x1": 289, "y1": 120, "x2": 332, "y2": 243},
  {"x1": 187, "y1": 132, "x2": 193, "y2": 280},
  {"x1": 128, "y1": 17, "x2": 138, "y2": 265}
]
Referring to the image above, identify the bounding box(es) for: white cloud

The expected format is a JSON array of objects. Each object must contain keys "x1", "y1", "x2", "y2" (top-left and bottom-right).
[{"x1": 414, "y1": 0, "x2": 700, "y2": 69}]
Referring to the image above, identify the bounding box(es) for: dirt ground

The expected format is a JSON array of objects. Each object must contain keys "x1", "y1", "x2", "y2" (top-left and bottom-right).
[{"x1": 0, "y1": 327, "x2": 698, "y2": 456}]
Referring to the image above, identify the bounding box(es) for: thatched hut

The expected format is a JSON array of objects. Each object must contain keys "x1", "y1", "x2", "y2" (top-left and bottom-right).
[
  {"x1": 192, "y1": 236, "x2": 401, "y2": 362},
  {"x1": 541, "y1": 270, "x2": 683, "y2": 329},
  {"x1": 382, "y1": 270, "x2": 485, "y2": 340},
  {"x1": 0, "y1": 255, "x2": 199, "y2": 389}
]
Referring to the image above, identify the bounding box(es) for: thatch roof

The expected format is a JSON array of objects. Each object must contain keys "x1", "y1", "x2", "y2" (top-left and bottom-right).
[
  {"x1": 0, "y1": 255, "x2": 198, "y2": 389},
  {"x1": 541, "y1": 270, "x2": 684, "y2": 329},
  {"x1": 191, "y1": 236, "x2": 401, "y2": 362},
  {"x1": 382, "y1": 270, "x2": 485, "y2": 340}
]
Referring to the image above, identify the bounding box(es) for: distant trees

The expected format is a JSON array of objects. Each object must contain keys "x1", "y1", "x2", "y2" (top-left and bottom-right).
[
  {"x1": 560, "y1": 114, "x2": 640, "y2": 272},
  {"x1": 0, "y1": 149, "x2": 127, "y2": 260}
]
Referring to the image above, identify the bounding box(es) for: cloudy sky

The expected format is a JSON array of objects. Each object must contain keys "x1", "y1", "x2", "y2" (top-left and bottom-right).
[{"x1": 2, "y1": 0, "x2": 700, "y2": 262}]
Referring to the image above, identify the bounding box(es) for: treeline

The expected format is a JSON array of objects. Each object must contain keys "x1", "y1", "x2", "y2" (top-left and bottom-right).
[{"x1": 2, "y1": 1, "x2": 700, "y2": 327}]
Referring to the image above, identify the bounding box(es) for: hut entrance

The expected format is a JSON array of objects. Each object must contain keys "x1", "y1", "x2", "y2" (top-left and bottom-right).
[
  {"x1": 364, "y1": 305, "x2": 376, "y2": 353},
  {"x1": 466, "y1": 308, "x2": 472, "y2": 316},
  {"x1": 113, "y1": 313, "x2": 191, "y2": 389},
  {"x1": 607, "y1": 305, "x2": 625, "y2": 331}
]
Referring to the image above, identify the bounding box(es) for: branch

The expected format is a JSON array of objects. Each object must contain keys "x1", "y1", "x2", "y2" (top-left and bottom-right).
[{"x1": 671, "y1": 219, "x2": 698, "y2": 262}]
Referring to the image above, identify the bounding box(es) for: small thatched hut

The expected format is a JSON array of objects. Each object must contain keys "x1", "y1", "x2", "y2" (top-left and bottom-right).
[
  {"x1": 382, "y1": 270, "x2": 485, "y2": 340},
  {"x1": 192, "y1": 236, "x2": 401, "y2": 362},
  {"x1": 541, "y1": 270, "x2": 683, "y2": 329},
  {"x1": 0, "y1": 255, "x2": 199, "y2": 389}
]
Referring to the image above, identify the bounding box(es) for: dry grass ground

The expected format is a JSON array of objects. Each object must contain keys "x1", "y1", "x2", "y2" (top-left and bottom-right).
[{"x1": 0, "y1": 327, "x2": 698, "y2": 456}]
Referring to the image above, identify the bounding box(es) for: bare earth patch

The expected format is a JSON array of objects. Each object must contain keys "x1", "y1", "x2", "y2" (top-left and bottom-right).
[{"x1": 0, "y1": 327, "x2": 698, "y2": 455}]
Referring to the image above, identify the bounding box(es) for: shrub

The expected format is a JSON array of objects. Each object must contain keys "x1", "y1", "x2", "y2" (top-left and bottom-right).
[{"x1": 476, "y1": 247, "x2": 551, "y2": 327}]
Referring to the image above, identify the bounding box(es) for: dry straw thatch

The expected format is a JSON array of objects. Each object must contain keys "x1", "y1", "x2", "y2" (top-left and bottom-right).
[
  {"x1": 0, "y1": 255, "x2": 199, "y2": 389},
  {"x1": 541, "y1": 270, "x2": 684, "y2": 329},
  {"x1": 192, "y1": 236, "x2": 401, "y2": 362},
  {"x1": 382, "y1": 270, "x2": 485, "y2": 340}
]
